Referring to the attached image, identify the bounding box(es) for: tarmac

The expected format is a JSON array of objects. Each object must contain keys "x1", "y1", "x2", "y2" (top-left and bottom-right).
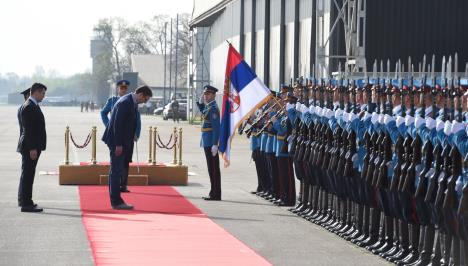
[{"x1": 0, "y1": 105, "x2": 390, "y2": 265}]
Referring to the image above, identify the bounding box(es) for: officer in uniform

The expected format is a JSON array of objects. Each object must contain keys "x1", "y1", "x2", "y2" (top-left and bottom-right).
[
  {"x1": 100, "y1": 79, "x2": 141, "y2": 193},
  {"x1": 197, "y1": 85, "x2": 221, "y2": 201}
]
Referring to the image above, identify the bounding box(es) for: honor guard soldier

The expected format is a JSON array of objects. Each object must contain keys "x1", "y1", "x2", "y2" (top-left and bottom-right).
[
  {"x1": 197, "y1": 85, "x2": 221, "y2": 201},
  {"x1": 100, "y1": 79, "x2": 141, "y2": 193}
]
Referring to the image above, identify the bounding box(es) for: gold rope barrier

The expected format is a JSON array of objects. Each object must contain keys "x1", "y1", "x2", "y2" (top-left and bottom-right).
[
  {"x1": 152, "y1": 127, "x2": 157, "y2": 165},
  {"x1": 178, "y1": 128, "x2": 183, "y2": 165},
  {"x1": 172, "y1": 127, "x2": 177, "y2": 164},
  {"x1": 148, "y1": 126, "x2": 153, "y2": 163},
  {"x1": 64, "y1": 126, "x2": 70, "y2": 165},
  {"x1": 91, "y1": 126, "x2": 97, "y2": 165}
]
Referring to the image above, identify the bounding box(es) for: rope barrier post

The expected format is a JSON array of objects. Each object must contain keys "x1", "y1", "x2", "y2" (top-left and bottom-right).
[
  {"x1": 178, "y1": 127, "x2": 183, "y2": 166},
  {"x1": 64, "y1": 126, "x2": 70, "y2": 165},
  {"x1": 152, "y1": 127, "x2": 157, "y2": 165},
  {"x1": 91, "y1": 126, "x2": 97, "y2": 165},
  {"x1": 148, "y1": 126, "x2": 153, "y2": 163},
  {"x1": 172, "y1": 127, "x2": 177, "y2": 165}
]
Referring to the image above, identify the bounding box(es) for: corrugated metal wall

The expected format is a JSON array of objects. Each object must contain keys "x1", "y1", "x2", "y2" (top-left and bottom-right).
[
  {"x1": 269, "y1": 0, "x2": 282, "y2": 90},
  {"x1": 365, "y1": 0, "x2": 468, "y2": 72},
  {"x1": 210, "y1": 0, "x2": 241, "y2": 91},
  {"x1": 299, "y1": 0, "x2": 314, "y2": 77},
  {"x1": 284, "y1": 0, "x2": 295, "y2": 82},
  {"x1": 243, "y1": 0, "x2": 252, "y2": 65},
  {"x1": 255, "y1": 0, "x2": 265, "y2": 82}
]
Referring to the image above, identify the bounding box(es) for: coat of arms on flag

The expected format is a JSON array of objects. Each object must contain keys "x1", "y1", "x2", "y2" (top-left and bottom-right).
[{"x1": 219, "y1": 43, "x2": 271, "y2": 166}]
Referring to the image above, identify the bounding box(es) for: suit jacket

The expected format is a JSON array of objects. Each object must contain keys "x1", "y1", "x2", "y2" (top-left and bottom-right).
[
  {"x1": 101, "y1": 95, "x2": 142, "y2": 138},
  {"x1": 17, "y1": 99, "x2": 46, "y2": 153},
  {"x1": 102, "y1": 94, "x2": 138, "y2": 151}
]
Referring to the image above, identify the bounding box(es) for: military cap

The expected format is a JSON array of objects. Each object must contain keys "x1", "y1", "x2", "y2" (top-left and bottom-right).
[
  {"x1": 280, "y1": 84, "x2": 292, "y2": 92},
  {"x1": 116, "y1": 80, "x2": 130, "y2": 86},
  {"x1": 203, "y1": 85, "x2": 218, "y2": 93},
  {"x1": 20, "y1": 88, "x2": 31, "y2": 95},
  {"x1": 287, "y1": 92, "x2": 297, "y2": 100}
]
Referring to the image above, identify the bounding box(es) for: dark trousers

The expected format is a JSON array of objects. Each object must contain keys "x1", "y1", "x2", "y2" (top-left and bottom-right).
[
  {"x1": 173, "y1": 110, "x2": 179, "y2": 122},
  {"x1": 204, "y1": 147, "x2": 221, "y2": 198},
  {"x1": 252, "y1": 149, "x2": 263, "y2": 192},
  {"x1": 121, "y1": 158, "x2": 129, "y2": 190},
  {"x1": 278, "y1": 156, "x2": 296, "y2": 205},
  {"x1": 108, "y1": 149, "x2": 126, "y2": 206},
  {"x1": 266, "y1": 153, "x2": 279, "y2": 197},
  {"x1": 259, "y1": 151, "x2": 270, "y2": 193},
  {"x1": 18, "y1": 151, "x2": 41, "y2": 207}
]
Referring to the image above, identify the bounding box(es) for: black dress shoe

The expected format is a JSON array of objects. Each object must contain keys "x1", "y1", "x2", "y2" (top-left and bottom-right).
[
  {"x1": 202, "y1": 196, "x2": 221, "y2": 201},
  {"x1": 120, "y1": 188, "x2": 130, "y2": 193},
  {"x1": 19, "y1": 203, "x2": 38, "y2": 208},
  {"x1": 21, "y1": 205, "x2": 43, "y2": 212},
  {"x1": 112, "y1": 203, "x2": 134, "y2": 210},
  {"x1": 250, "y1": 191, "x2": 258, "y2": 194}
]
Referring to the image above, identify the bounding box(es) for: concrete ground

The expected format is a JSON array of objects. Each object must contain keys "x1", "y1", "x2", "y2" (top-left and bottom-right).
[{"x1": 0, "y1": 105, "x2": 390, "y2": 266}]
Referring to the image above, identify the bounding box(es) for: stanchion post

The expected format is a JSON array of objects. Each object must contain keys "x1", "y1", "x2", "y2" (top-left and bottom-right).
[
  {"x1": 178, "y1": 128, "x2": 183, "y2": 165},
  {"x1": 64, "y1": 126, "x2": 70, "y2": 165},
  {"x1": 148, "y1": 126, "x2": 153, "y2": 163},
  {"x1": 172, "y1": 127, "x2": 177, "y2": 165},
  {"x1": 152, "y1": 127, "x2": 157, "y2": 165},
  {"x1": 91, "y1": 126, "x2": 97, "y2": 165}
]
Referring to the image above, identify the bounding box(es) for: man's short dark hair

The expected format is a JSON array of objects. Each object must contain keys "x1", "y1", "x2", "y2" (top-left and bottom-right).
[
  {"x1": 31, "y1": 83, "x2": 47, "y2": 94},
  {"x1": 135, "y1": 86, "x2": 153, "y2": 97}
]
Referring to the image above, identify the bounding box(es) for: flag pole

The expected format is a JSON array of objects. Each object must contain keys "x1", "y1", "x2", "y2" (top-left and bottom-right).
[{"x1": 225, "y1": 40, "x2": 232, "y2": 46}]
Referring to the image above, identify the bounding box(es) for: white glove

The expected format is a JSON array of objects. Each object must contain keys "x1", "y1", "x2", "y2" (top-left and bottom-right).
[
  {"x1": 295, "y1": 102, "x2": 301, "y2": 110},
  {"x1": 451, "y1": 121, "x2": 465, "y2": 134},
  {"x1": 436, "y1": 118, "x2": 445, "y2": 132},
  {"x1": 309, "y1": 106, "x2": 315, "y2": 114},
  {"x1": 414, "y1": 116, "x2": 425, "y2": 129},
  {"x1": 378, "y1": 114, "x2": 385, "y2": 124},
  {"x1": 405, "y1": 115, "x2": 414, "y2": 127},
  {"x1": 444, "y1": 121, "x2": 452, "y2": 136},
  {"x1": 384, "y1": 114, "x2": 394, "y2": 125},
  {"x1": 211, "y1": 145, "x2": 218, "y2": 156},
  {"x1": 199, "y1": 95, "x2": 204, "y2": 104},
  {"x1": 371, "y1": 112, "x2": 379, "y2": 125},
  {"x1": 396, "y1": 116, "x2": 405, "y2": 127},
  {"x1": 349, "y1": 113, "x2": 358, "y2": 122},
  {"x1": 334, "y1": 109, "x2": 343, "y2": 120},
  {"x1": 425, "y1": 117, "x2": 436, "y2": 130}
]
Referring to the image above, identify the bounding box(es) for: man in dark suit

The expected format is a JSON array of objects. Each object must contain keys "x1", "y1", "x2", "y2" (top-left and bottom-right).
[
  {"x1": 17, "y1": 83, "x2": 47, "y2": 212},
  {"x1": 17, "y1": 87, "x2": 31, "y2": 207},
  {"x1": 102, "y1": 85, "x2": 152, "y2": 210}
]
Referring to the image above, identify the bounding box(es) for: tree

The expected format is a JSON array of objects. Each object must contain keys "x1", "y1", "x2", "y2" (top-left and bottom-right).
[{"x1": 93, "y1": 17, "x2": 129, "y2": 77}]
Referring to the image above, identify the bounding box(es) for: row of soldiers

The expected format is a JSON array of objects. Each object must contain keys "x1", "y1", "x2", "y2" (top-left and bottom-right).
[{"x1": 242, "y1": 75, "x2": 468, "y2": 266}]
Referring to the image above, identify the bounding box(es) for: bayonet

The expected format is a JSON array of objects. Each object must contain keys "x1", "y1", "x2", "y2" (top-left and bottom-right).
[
  {"x1": 442, "y1": 56, "x2": 446, "y2": 85},
  {"x1": 455, "y1": 53, "x2": 459, "y2": 86},
  {"x1": 408, "y1": 56, "x2": 412, "y2": 78},
  {"x1": 447, "y1": 56, "x2": 453, "y2": 83},
  {"x1": 373, "y1": 60, "x2": 378, "y2": 79},
  {"x1": 422, "y1": 54, "x2": 427, "y2": 75}
]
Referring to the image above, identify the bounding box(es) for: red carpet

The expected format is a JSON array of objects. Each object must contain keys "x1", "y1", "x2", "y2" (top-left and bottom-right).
[
  {"x1": 79, "y1": 186, "x2": 271, "y2": 266},
  {"x1": 79, "y1": 162, "x2": 166, "y2": 166}
]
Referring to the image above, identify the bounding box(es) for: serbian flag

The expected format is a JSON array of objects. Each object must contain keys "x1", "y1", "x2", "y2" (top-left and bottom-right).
[{"x1": 219, "y1": 44, "x2": 271, "y2": 166}]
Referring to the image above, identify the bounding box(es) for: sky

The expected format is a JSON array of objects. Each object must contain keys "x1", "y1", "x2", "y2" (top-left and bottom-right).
[{"x1": 0, "y1": 0, "x2": 193, "y2": 77}]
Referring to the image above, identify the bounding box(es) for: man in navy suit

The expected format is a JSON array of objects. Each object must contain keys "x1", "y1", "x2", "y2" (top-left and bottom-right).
[
  {"x1": 101, "y1": 79, "x2": 141, "y2": 192},
  {"x1": 17, "y1": 83, "x2": 47, "y2": 212},
  {"x1": 102, "y1": 86, "x2": 152, "y2": 210}
]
